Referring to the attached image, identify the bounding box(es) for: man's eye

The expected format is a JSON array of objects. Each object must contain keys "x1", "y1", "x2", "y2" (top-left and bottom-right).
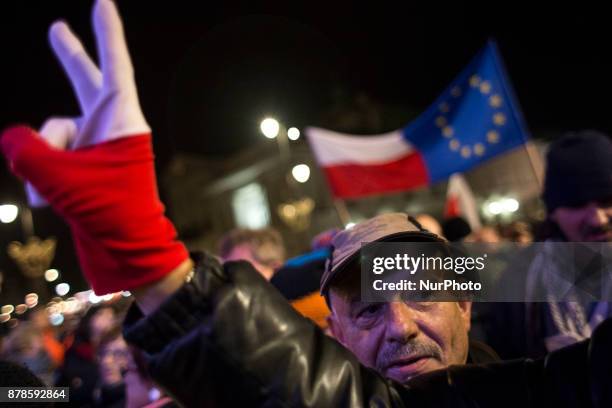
[{"x1": 357, "y1": 303, "x2": 383, "y2": 319}]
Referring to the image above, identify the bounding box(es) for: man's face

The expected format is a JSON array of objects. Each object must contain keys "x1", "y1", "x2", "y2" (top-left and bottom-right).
[
  {"x1": 223, "y1": 244, "x2": 277, "y2": 280},
  {"x1": 98, "y1": 337, "x2": 130, "y2": 386},
  {"x1": 551, "y1": 201, "x2": 612, "y2": 242},
  {"x1": 328, "y1": 291, "x2": 471, "y2": 384}
]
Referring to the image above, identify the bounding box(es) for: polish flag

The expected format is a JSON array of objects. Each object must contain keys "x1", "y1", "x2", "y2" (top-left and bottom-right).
[
  {"x1": 444, "y1": 173, "x2": 482, "y2": 231},
  {"x1": 305, "y1": 127, "x2": 429, "y2": 199}
]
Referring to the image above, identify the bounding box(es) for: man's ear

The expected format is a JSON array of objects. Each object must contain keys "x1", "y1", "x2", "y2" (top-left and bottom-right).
[{"x1": 457, "y1": 301, "x2": 472, "y2": 332}]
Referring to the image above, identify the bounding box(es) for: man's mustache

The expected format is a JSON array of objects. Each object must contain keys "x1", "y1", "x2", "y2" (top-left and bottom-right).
[{"x1": 376, "y1": 339, "x2": 443, "y2": 371}]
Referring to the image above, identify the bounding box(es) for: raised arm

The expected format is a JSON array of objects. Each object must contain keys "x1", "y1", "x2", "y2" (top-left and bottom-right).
[{"x1": 124, "y1": 251, "x2": 612, "y2": 407}]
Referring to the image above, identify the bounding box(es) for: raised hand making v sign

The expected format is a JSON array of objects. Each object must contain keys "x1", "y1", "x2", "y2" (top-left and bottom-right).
[{"x1": 1, "y1": 0, "x2": 191, "y2": 308}]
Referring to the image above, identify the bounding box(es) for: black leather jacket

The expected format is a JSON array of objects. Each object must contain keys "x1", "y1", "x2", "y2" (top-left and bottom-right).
[{"x1": 123, "y1": 252, "x2": 612, "y2": 407}]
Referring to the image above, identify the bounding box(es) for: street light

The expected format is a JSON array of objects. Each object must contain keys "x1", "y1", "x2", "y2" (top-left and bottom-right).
[
  {"x1": 487, "y1": 201, "x2": 503, "y2": 215},
  {"x1": 501, "y1": 198, "x2": 519, "y2": 213},
  {"x1": 484, "y1": 197, "x2": 520, "y2": 218},
  {"x1": 260, "y1": 118, "x2": 280, "y2": 139},
  {"x1": 287, "y1": 127, "x2": 300, "y2": 141},
  {"x1": 0, "y1": 204, "x2": 18, "y2": 224},
  {"x1": 260, "y1": 117, "x2": 295, "y2": 162},
  {"x1": 291, "y1": 164, "x2": 310, "y2": 183}
]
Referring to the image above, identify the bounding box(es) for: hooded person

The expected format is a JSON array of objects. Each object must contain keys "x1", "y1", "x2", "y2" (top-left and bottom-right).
[{"x1": 485, "y1": 131, "x2": 612, "y2": 358}]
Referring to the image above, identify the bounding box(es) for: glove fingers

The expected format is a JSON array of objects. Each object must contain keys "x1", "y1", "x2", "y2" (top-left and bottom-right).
[
  {"x1": 92, "y1": 0, "x2": 134, "y2": 90},
  {"x1": 39, "y1": 117, "x2": 78, "y2": 149},
  {"x1": 49, "y1": 21, "x2": 102, "y2": 113}
]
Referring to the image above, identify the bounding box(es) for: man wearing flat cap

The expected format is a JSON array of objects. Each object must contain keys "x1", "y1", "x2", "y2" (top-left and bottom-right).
[{"x1": 321, "y1": 213, "x2": 497, "y2": 383}]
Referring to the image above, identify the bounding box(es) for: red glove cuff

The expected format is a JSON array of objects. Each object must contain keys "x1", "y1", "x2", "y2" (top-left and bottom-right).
[{"x1": 1, "y1": 126, "x2": 189, "y2": 294}]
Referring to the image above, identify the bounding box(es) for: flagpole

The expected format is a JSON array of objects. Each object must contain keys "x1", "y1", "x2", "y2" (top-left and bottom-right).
[
  {"x1": 523, "y1": 141, "x2": 544, "y2": 188},
  {"x1": 491, "y1": 41, "x2": 543, "y2": 189},
  {"x1": 333, "y1": 199, "x2": 351, "y2": 226}
]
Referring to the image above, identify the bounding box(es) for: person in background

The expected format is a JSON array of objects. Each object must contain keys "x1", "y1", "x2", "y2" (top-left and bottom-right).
[
  {"x1": 125, "y1": 346, "x2": 177, "y2": 408},
  {"x1": 531, "y1": 131, "x2": 612, "y2": 351},
  {"x1": 29, "y1": 306, "x2": 65, "y2": 367},
  {"x1": 1, "y1": 321, "x2": 55, "y2": 386},
  {"x1": 56, "y1": 305, "x2": 117, "y2": 406},
  {"x1": 272, "y1": 228, "x2": 339, "y2": 331},
  {"x1": 93, "y1": 326, "x2": 129, "y2": 408},
  {"x1": 486, "y1": 131, "x2": 612, "y2": 358},
  {"x1": 218, "y1": 227, "x2": 286, "y2": 280},
  {"x1": 95, "y1": 326, "x2": 177, "y2": 408},
  {"x1": 464, "y1": 226, "x2": 503, "y2": 244},
  {"x1": 441, "y1": 216, "x2": 472, "y2": 242},
  {"x1": 499, "y1": 221, "x2": 533, "y2": 244}
]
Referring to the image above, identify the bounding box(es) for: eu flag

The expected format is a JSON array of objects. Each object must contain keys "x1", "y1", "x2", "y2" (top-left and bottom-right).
[
  {"x1": 307, "y1": 40, "x2": 530, "y2": 199},
  {"x1": 402, "y1": 39, "x2": 530, "y2": 183}
]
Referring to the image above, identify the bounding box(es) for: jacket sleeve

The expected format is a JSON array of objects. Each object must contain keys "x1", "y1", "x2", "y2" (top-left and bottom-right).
[{"x1": 122, "y1": 252, "x2": 611, "y2": 408}]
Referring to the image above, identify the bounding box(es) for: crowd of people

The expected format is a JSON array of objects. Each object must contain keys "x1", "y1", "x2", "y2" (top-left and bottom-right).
[
  {"x1": 0, "y1": 300, "x2": 175, "y2": 407},
  {"x1": 0, "y1": 0, "x2": 610, "y2": 407},
  {"x1": 1, "y1": 128, "x2": 610, "y2": 406}
]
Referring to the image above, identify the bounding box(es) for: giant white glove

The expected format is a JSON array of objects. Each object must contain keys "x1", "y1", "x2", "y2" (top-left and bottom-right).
[
  {"x1": 27, "y1": 0, "x2": 150, "y2": 207},
  {"x1": 1, "y1": 0, "x2": 188, "y2": 294}
]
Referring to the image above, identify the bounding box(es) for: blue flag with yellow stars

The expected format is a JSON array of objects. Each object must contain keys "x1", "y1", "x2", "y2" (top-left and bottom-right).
[{"x1": 402, "y1": 39, "x2": 530, "y2": 183}]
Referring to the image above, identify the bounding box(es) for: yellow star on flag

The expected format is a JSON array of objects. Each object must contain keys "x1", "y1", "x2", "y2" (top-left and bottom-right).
[
  {"x1": 442, "y1": 126, "x2": 454, "y2": 138},
  {"x1": 469, "y1": 75, "x2": 481, "y2": 87},
  {"x1": 487, "y1": 130, "x2": 500, "y2": 143},
  {"x1": 493, "y1": 112, "x2": 507, "y2": 126},
  {"x1": 474, "y1": 143, "x2": 485, "y2": 156},
  {"x1": 479, "y1": 81, "x2": 491, "y2": 94},
  {"x1": 489, "y1": 94, "x2": 503, "y2": 108}
]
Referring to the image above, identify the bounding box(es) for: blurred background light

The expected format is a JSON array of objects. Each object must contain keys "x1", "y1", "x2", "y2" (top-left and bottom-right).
[
  {"x1": 260, "y1": 118, "x2": 280, "y2": 139},
  {"x1": 25, "y1": 293, "x2": 38, "y2": 308},
  {"x1": 291, "y1": 164, "x2": 310, "y2": 183},
  {"x1": 49, "y1": 313, "x2": 64, "y2": 326},
  {"x1": 0, "y1": 204, "x2": 18, "y2": 224},
  {"x1": 55, "y1": 283, "x2": 70, "y2": 297},
  {"x1": 1, "y1": 305, "x2": 14, "y2": 315},
  {"x1": 45, "y1": 268, "x2": 59, "y2": 282},
  {"x1": 287, "y1": 127, "x2": 300, "y2": 141}
]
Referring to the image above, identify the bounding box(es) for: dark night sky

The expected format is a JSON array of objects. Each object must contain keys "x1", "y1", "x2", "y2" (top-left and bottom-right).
[{"x1": 0, "y1": 1, "x2": 611, "y2": 301}]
